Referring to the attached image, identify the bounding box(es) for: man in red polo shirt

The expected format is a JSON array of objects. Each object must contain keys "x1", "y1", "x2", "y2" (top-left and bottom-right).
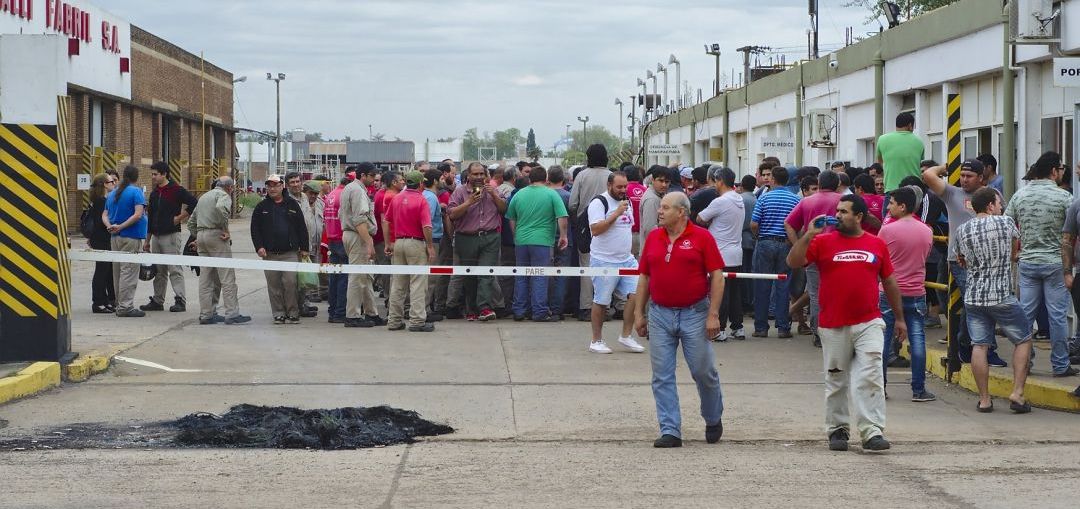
[
  {"x1": 634, "y1": 192, "x2": 725, "y2": 448},
  {"x1": 787, "y1": 194, "x2": 907, "y2": 453},
  {"x1": 385, "y1": 171, "x2": 436, "y2": 332}
]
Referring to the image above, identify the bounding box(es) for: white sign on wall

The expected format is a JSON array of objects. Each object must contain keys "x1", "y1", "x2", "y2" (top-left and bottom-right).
[
  {"x1": 760, "y1": 137, "x2": 796, "y2": 150},
  {"x1": 0, "y1": 0, "x2": 132, "y2": 100},
  {"x1": 648, "y1": 144, "x2": 681, "y2": 155},
  {"x1": 76, "y1": 173, "x2": 91, "y2": 190},
  {"x1": 1053, "y1": 58, "x2": 1080, "y2": 88}
]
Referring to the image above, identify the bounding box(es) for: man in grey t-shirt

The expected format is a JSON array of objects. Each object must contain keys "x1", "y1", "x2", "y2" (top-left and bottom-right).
[{"x1": 923, "y1": 159, "x2": 1006, "y2": 365}]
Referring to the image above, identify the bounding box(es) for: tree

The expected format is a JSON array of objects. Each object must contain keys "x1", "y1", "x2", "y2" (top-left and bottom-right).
[
  {"x1": 304, "y1": 132, "x2": 324, "y2": 142},
  {"x1": 562, "y1": 150, "x2": 585, "y2": 167},
  {"x1": 569, "y1": 125, "x2": 624, "y2": 157},
  {"x1": 526, "y1": 128, "x2": 541, "y2": 161},
  {"x1": 845, "y1": 0, "x2": 958, "y2": 25},
  {"x1": 371, "y1": 133, "x2": 386, "y2": 142}
]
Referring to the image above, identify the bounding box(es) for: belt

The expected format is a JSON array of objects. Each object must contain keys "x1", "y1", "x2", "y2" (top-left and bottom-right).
[
  {"x1": 396, "y1": 236, "x2": 425, "y2": 241},
  {"x1": 760, "y1": 236, "x2": 787, "y2": 242},
  {"x1": 456, "y1": 230, "x2": 498, "y2": 236}
]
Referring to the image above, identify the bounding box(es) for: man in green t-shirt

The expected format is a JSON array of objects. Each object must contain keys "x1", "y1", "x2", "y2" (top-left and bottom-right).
[
  {"x1": 876, "y1": 112, "x2": 925, "y2": 192},
  {"x1": 506, "y1": 165, "x2": 569, "y2": 321}
]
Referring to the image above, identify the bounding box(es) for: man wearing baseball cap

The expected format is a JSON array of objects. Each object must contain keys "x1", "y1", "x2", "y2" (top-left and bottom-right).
[
  {"x1": 251, "y1": 174, "x2": 310, "y2": 324},
  {"x1": 385, "y1": 171, "x2": 437, "y2": 332}
]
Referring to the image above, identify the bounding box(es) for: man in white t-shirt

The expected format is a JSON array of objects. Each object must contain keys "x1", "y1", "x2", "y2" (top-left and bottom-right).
[
  {"x1": 696, "y1": 166, "x2": 745, "y2": 341},
  {"x1": 587, "y1": 171, "x2": 646, "y2": 354}
]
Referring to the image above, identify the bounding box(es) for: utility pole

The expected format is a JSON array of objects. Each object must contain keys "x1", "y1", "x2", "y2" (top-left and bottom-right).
[
  {"x1": 578, "y1": 116, "x2": 589, "y2": 149},
  {"x1": 267, "y1": 72, "x2": 286, "y2": 171},
  {"x1": 808, "y1": 0, "x2": 820, "y2": 60},
  {"x1": 705, "y1": 44, "x2": 721, "y2": 96},
  {"x1": 614, "y1": 98, "x2": 624, "y2": 143},
  {"x1": 735, "y1": 46, "x2": 769, "y2": 87}
]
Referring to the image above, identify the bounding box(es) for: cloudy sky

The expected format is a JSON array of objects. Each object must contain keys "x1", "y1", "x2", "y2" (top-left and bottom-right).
[{"x1": 99, "y1": 0, "x2": 878, "y2": 148}]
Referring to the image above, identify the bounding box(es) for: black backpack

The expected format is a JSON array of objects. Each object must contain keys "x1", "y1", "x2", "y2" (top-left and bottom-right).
[
  {"x1": 574, "y1": 195, "x2": 609, "y2": 254},
  {"x1": 79, "y1": 207, "x2": 95, "y2": 239}
]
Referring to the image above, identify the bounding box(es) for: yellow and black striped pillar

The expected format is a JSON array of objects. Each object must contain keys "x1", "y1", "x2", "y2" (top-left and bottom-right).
[
  {"x1": 102, "y1": 149, "x2": 121, "y2": 174},
  {"x1": 0, "y1": 110, "x2": 73, "y2": 361},
  {"x1": 944, "y1": 92, "x2": 965, "y2": 378},
  {"x1": 168, "y1": 159, "x2": 183, "y2": 185}
]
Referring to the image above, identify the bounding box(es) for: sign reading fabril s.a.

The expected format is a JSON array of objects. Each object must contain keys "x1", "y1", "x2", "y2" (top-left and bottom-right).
[{"x1": 1, "y1": 0, "x2": 121, "y2": 53}]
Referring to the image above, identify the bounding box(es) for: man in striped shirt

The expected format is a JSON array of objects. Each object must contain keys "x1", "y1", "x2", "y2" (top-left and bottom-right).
[{"x1": 751, "y1": 166, "x2": 801, "y2": 338}]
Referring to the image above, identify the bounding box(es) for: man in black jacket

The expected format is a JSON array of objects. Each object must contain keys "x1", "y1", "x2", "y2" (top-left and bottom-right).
[
  {"x1": 251, "y1": 174, "x2": 310, "y2": 324},
  {"x1": 141, "y1": 161, "x2": 198, "y2": 312}
]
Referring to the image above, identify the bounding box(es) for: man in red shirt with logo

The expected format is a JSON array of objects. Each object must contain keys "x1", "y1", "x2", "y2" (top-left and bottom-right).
[
  {"x1": 634, "y1": 192, "x2": 725, "y2": 448},
  {"x1": 787, "y1": 195, "x2": 907, "y2": 452},
  {"x1": 385, "y1": 171, "x2": 436, "y2": 332}
]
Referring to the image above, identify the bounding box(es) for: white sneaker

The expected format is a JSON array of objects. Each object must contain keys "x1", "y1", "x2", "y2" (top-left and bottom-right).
[
  {"x1": 730, "y1": 328, "x2": 746, "y2": 340},
  {"x1": 618, "y1": 336, "x2": 645, "y2": 353},
  {"x1": 589, "y1": 340, "x2": 613, "y2": 354},
  {"x1": 711, "y1": 330, "x2": 729, "y2": 342}
]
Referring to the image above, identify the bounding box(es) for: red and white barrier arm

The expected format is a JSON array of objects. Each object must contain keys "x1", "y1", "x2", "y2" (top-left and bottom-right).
[{"x1": 68, "y1": 250, "x2": 787, "y2": 280}]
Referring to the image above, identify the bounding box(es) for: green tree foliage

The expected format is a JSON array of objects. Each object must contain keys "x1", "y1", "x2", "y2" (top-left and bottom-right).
[
  {"x1": 562, "y1": 150, "x2": 585, "y2": 167},
  {"x1": 846, "y1": 0, "x2": 959, "y2": 24},
  {"x1": 462, "y1": 127, "x2": 527, "y2": 161},
  {"x1": 569, "y1": 125, "x2": 624, "y2": 156}
]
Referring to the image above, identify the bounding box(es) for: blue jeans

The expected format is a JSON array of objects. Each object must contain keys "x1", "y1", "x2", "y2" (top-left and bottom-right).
[
  {"x1": 327, "y1": 241, "x2": 348, "y2": 320},
  {"x1": 512, "y1": 245, "x2": 552, "y2": 318},
  {"x1": 648, "y1": 298, "x2": 724, "y2": 438},
  {"x1": 752, "y1": 238, "x2": 791, "y2": 332},
  {"x1": 548, "y1": 245, "x2": 572, "y2": 315},
  {"x1": 1018, "y1": 262, "x2": 1071, "y2": 373},
  {"x1": 879, "y1": 293, "x2": 927, "y2": 393},
  {"x1": 948, "y1": 261, "x2": 979, "y2": 349}
]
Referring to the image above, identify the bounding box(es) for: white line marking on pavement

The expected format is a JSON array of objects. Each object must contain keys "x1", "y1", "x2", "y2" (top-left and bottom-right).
[{"x1": 114, "y1": 356, "x2": 204, "y2": 373}]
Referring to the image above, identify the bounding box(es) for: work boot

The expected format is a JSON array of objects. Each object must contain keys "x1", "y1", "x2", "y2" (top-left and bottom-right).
[
  {"x1": 828, "y1": 428, "x2": 849, "y2": 451},
  {"x1": 139, "y1": 298, "x2": 164, "y2": 311},
  {"x1": 169, "y1": 298, "x2": 186, "y2": 313}
]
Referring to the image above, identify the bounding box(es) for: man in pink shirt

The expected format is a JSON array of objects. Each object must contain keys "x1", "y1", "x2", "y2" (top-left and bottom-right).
[
  {"x1": 784, "y1": 171, "x2": 843, "y2": 344},
  {"x1": 323, "y1": 174, "x2": 350, "y2": 323},
  {"x1": 877, "y1": 187, "x2": 934, "y2": 402},
  {"x1": 385, "y1": 171, "x2": 436, "y2": 332}
]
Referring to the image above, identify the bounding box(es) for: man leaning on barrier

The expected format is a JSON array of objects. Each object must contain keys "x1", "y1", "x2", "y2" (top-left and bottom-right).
[{"x1": 188, "y1": 176, "x2": 250, "y2": 325}]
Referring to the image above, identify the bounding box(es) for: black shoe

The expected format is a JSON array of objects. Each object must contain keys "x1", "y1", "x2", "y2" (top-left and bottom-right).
[
  {"x1": 1072, "y1": 385, "x2": 1080, "y2": 398},
  {"x1": 513, "y1": 314, "x2": 526, "y2": 322},
  {"x1": 705, "y1": 421, "x2": 723, "y2": 444},
  {"x1": 328, "y1": 316, "x2": 346, "y2": 324},
  {"x1": 532, "y1": 315, "x2": 560, "y2": 322},
  {"x1": 986, "y1": 350, "x2": 1008, "y2": 368},
  {"x1": 862, "y1": 435, "x2": 891, "y2": 451},
  {"x1": 286, "y1": 316, "x2": 300, "y2": 324},
  {"x1": 445, "y1": 308, "x2": 464, "y2": 320},
  {"x1": 408, "y1": 323, "x2": 435, "y2": 332},
  {"x1": 366, "y1": 315, "x2": 387, "y2": 326},
  {"x1": 224, "y1": 315, "x2": 251, "y2": 325},
  {"x1": 888, "y1": 357, "x2": 911, "y2": 368},
  {"x1": 139, "y1": 299, "x2": 164, "y2": 311},
  {"x1": 169, "y1": 299, "x2": 186, "y2": 312},
  {"x1": 426, "y1": 313, "x2": 444, "y2": 323},
  {"x1": 777, "y1": 330, "x2": 793, "y2": 339},
  {"x1": 199, "y1": 314, "x2": 225, "y2": 325},
  {"x1": 577, "y1": 310, "x2": 591, "y2": 322},
  {"x1": 300, "y1": 308, "x2": 318, "y2": 318},
  {"x1": 653, "y1": 434, "x2": 682, "y2": 448},
  {"x1": 812, "y1": 334, "x2": 822, "y2": 348},
  {"x1": 116, "y1": 308, "x2": 146, "y2": 318},
  {"x1": 1052, "y1": 367, "x2": 1079, "y2": 377},
  {"x1": 828, "y1": 428, "x2": 849, "y2": 451},
  {"x1": 344, "y1": 317, "x2": 374, "y2": 328},
  {"x1": 92, "y1": 305, "x2": 112, "y2": 314},
  {"x1": 387, "y1": 323, "x2": 406, "y2": 331}
]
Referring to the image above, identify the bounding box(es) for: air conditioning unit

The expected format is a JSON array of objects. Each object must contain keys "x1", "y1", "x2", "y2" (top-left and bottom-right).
[
  {"x1": 808, "y1": 109, "x2": 837, "y2": 148},
  {"x1": 1014, "y1": 0, "x2": 1058, "y2": 41}
]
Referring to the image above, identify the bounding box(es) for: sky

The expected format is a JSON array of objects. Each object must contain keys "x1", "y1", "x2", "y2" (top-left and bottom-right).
[{"x1": 98, "y1": 0, "x2": 880, "y2": 149}]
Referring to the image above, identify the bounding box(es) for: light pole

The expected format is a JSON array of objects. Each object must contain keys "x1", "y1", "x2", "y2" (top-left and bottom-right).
[
  {"x1": 636, "y1": 78, "x2": 648, "y2": 121},
  {"x1": 577, "y1": 116, "x2": 589, "y2": 149},
  {"x1": 369, "y1": 124, "x2": 373, "y2": 141},
  {"x1": 565, "y1": 124, "x2": 571, "y2": 152},
  {"x1": 628, "y1": 113, "x2": 636, "y2": 149},
  {"x1": 657, "y1": 63, "x2": 668, "y2": 115},
  {"x1": 614, "y1": 98, "x2": 624, "y2": 143},
  {"x1": 266, "y1": 72, "x2": 286, "y2": 171},
  {"x1": 646, "y1": 70, "x2": 658, "y2": 116},
  {"x1": 705, "y1": 44, "x2": 721, "y2": 96},
  {"x1": 668, "y1": 54, "x2": 681, "y2": 110}
]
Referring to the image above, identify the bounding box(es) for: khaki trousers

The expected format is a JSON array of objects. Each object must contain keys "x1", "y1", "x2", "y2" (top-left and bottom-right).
[
  {"x1": 387, "y1": 239, "x2": 428, "y2": 327},
  {"x1": 111, "y1": 236, "x2": 142, "y2": 313},
  {"x1": 197, "y1": 229, "x2": 237, "y2": 319},
  {"x1": 820, "y1": 318, "x2": 887, "y2": 442},
  {"x1": 344, "y1": 230, "x2": 379, "y2": 319},
  {"x1": 264, "y1": 251, "x2": 299, "y2": 318},
  {"x1": 150, "y1": 231, "x2": 185, "y2": 304}
]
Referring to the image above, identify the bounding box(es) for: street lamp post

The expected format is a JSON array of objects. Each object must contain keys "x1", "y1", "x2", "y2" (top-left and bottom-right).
[
  {"x1": 705, "y1": 44, "x2": 721, "y2": 96},
  {"x1": 636, "y1": 78, "x2": 648, "y2": 122},
  {"x1": 646, "y1": 70, "x2": 658, "y2": 115},
  {"x1": 657, "y1": 63, "x2": 668, "y2": 115},
  {"x1": 266, "y1": 72, "x2": 286, "y2": 171},
  {"x1": 614, "y1": 98, "x2": 624, "y2": 143},
  {"x1": 577, "y1": 116, "x2": 589, "y2": 149},
  {"x1": 668, "y1": 54, "x2": 681, "y2": 110}
]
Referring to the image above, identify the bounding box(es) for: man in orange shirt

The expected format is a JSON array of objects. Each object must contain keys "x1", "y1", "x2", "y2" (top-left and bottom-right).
[{"x1": 385, "y1": 171, "x2": 437, "y2": 332}]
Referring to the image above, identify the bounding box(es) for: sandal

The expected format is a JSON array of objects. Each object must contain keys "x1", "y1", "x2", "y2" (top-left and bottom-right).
[
  {"x1": 976, "y1": 401, "x2": 994, "y2": 413},
  {"x1": 1009, "y1": 400, "x2": 1032, "y2": 414}
]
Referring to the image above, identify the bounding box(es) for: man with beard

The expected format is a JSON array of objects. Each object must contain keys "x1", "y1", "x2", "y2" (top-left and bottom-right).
[
  {"x1": 587, "y1": 171, "x2": 645, "y2": 354},
  {"x1": 449, "y1": 162, "x2": 508, "y2": 321}
]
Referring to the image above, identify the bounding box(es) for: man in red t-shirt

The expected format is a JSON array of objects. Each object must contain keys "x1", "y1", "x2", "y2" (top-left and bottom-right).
[
  {"x1": 787, "y1": 194, "x2": 906, "y2": 453},
  {"x1": 385, "y1": 171, "x2": 436, "y2": 332},
  {"x1": 634, "y1": 192, "x2": 725, "y2": 449}
]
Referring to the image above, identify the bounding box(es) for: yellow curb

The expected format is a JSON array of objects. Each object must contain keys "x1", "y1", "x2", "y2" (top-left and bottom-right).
[
  {"x1": 63, "y1": 354, "x2": 113, "y2": 383},
  {"x1": 0, "y1": 362, "x2": 61, "y2": 406},
  {"x1": 902, "y1": 344, "x2": 1080, "y2": 412}
]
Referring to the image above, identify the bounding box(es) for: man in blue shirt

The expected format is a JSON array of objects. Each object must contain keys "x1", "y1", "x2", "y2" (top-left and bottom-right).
[
  {"x1": 423, "y1": 169, "x2": 449, "y2": 321},
  {"x1": 750, "y1": 166, "x2": 800, "y2": 337},
  {"x1": 103, "y1": 166, "x2": 148, "y2": 317}
]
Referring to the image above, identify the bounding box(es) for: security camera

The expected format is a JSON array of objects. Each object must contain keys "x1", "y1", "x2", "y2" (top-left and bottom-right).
[{"x1": 828, "y1": 59, "x2": 839, "y2": 69}]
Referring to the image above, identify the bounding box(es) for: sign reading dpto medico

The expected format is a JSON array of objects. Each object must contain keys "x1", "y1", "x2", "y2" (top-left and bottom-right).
[
  {"x1": 1053, "y1": 58, "x2": 1080, "y2": 88},
  {"x1": 0, "y1": 0, "x2": 131, "y2": 100}
]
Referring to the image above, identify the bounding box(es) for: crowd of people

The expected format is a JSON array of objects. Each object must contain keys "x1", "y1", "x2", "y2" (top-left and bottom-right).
[{"x1": 87, "y1": 112, "x2": 1080, "y2": 449}]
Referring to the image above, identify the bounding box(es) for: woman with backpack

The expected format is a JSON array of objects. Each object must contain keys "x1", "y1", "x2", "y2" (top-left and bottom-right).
[{"x1": 85, "y1": 173, "x2": 116, "y2": 313}]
